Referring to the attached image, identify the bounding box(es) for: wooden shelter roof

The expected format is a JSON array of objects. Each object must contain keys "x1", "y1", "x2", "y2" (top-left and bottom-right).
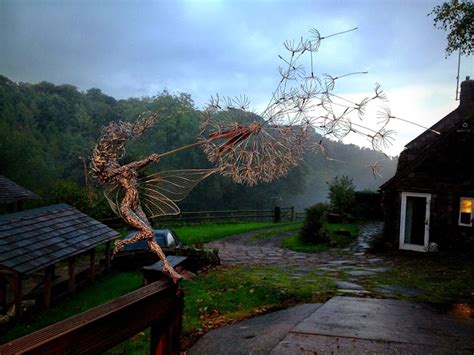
[
  {"x1": 0, "y1": 175, "x2": 37, "y2": 204},
  {"x1": 0, "y1": 203, "x2": 119, "y2": 275}
]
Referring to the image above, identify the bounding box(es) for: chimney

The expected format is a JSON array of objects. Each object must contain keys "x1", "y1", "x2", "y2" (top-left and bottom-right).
[{"x1": 460, "y1": 77, "x2": 474, "y2": 108}]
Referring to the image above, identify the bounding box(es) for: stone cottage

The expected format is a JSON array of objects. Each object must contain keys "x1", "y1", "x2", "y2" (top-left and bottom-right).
[{"x1": 380, "y1": 79, "x2": 474, "y2": 251}]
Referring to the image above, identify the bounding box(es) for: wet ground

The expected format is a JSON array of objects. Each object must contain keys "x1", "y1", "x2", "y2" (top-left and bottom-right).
[{"x1": 190, "y1": 297, "x2": 474, "y2": 354}]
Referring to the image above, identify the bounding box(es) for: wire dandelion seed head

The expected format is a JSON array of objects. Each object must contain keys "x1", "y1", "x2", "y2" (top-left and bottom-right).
[
  {"x1": 355, "y1": 97, "x2": 370, "y2": 120},
  {"x1": 367, "y1": 159, "x2": 385, "y2": 178},
  {"x1": 323, "y1": 74, "x2": 336, "y2": 92},
  {"x1": 324, "y1": 116, "x2": 353, "y2": 140},
  {"x1": 200, "y1": 105, "x2": 308, "y2": 185},
  {"x1": 369, "y1": 128, "x2": 396, "y2": 151},
  {"x1": 232, "y1": 95, "x2": 251, "y2": 111},
  {"x1": 283, "y1": 39, "x2": 305, "y2": 53},
  {"x1": 308, "y1": 28, "x2": 323, "y2": 52},
  {"x1": 199, "y1": 27, "x2": 402, "y2": 186},
  {"x1": 373, "y1": 82, "x2": 388, "y2": 101},
  {"x1": 377, "y1": 106, "x2": 394, "y2": 126}
]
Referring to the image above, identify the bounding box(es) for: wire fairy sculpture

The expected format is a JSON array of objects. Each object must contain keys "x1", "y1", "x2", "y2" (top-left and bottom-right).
[
  {"x1": 91, "y1": 27, "x2": 436, "y2": 282},
  {"x1": 90, "y1": 114, "x2": 215, "y2": 282}
]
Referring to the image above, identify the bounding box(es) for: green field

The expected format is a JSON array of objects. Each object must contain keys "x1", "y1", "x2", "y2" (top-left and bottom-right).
[{"x1": 168, "y1": 221, "x2": 301, "y2": 245}]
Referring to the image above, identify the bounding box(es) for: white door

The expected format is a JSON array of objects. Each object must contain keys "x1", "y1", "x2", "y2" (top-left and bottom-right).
[{"x1": 399, "y1": 192, "x2": 431, "y2": 252}]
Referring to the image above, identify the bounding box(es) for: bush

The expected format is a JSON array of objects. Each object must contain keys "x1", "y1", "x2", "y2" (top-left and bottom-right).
[
  {"x1": 327, "y1": 175, "x2": 355, "y2": 215},
  {"x1": 301, "y1": 203, "x2": 329, "y2": 244},
  {"x1": 43, "y1": 180, "x2": 113, "y2": 219},
  {"x1": 354, "y1": 190, "x2": 383, "y2": 220}
]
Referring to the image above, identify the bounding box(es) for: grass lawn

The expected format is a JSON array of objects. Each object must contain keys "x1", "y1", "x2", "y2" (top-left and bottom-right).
[
  {"x1": 282, "y1": 223, "x2": 358, "y2": 253},
  {"x1": 360, "y1": 252, "x2": 474, "y2": 304},
  {"x1": 171, "y1": 221, "x2": 300, "y2": 245},
  {"x1": 250, "y1": 223, "x2": 303, "y2": 240},
  {"x1": 282, "y1": 234, "x2": 330, "y2": 253}
]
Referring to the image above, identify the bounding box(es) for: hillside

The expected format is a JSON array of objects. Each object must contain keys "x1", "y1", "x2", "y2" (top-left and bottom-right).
[{"x1": 0, "y1": 75, "x2": 397, "y2": 214}]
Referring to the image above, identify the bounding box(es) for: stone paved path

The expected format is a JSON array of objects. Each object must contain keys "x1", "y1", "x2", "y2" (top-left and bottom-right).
[
  {"x1": 206, "y1": 222, "x2": 390, "y2": 296},
  {"x1": 206, "y1": 222, "x2": 382, "y2": 265},
  {"x1": 207, "y1": 222, "x2": 384, "y2": 266}
]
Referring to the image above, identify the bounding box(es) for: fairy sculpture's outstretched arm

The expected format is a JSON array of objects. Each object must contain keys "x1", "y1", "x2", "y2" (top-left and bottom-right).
[{"x1": 121, "y1": 153, "x2": 161, "y2": 172}]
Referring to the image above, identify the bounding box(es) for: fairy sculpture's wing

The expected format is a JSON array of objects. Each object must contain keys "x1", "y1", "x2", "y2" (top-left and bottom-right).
[
  {"x1": 139, "y1": 169, "x2": 216, "y2": 219},
  {"x1": 103, "y1": 183, "x2": 124, "y2": 218}
]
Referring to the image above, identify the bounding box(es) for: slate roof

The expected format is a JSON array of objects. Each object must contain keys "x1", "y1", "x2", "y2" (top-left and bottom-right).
[
  {"x1": 380, "y1": 80, "x2": 474, "y2": 190},
  {"x1": 0, "y1": 175, "x2": 37, "y2": 204},
  {"x1": 0, "y1": 204, "x2": 119, "y2": 275}
]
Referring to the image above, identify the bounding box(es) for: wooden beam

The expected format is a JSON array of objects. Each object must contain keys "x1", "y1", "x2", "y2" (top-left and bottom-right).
[
  {"x1": 14, "y1": 273, "x2": 22, "y2": 318},
  {"x1": 89, "y1": 248, "x2": 96, "y2": 283},
  {"x1": 43, "y1": 265, "x2": 55, "y2": 309},
  {"x1": 0, "y1": 274, "x2": 6, "y2": 313},
  {"x1": 105, "y1": 241, "x2": 111, "y2": 272},
  {"x1": 68, "y1": 257, "x2": 76, "y2": 295}
]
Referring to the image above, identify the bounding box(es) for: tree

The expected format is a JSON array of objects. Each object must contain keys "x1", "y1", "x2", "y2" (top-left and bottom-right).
[
  {"x1": 327, "y1": 175, "x2": 355, "y2": 215},
  {"x1": 429, "y1": 0, "x2": 474, "y2": 56}
]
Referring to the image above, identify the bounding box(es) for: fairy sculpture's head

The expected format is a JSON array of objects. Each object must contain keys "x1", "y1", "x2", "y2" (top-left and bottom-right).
[{"x1": 90, "y1": 112, "x2": 157, "y2": 183}]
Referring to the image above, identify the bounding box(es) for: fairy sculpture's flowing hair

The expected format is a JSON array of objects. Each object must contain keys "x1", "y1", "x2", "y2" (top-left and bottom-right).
[{"x1": 90, "y1": 113, "x2": 157, "y2": 183}]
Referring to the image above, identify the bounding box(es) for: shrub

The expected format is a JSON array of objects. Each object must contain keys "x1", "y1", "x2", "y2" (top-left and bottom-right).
[
  {"x1": 327, "y1": 175, "x2": 355, "y2": 215},
  {"x1": 354, "y1": 190, "x2": 383, "y2": 220},
  {"x1": 301, "y1": 202, "x2": 329, "y2": 244},
  {"x1": 43, "y1": 180, "x2": 113, "y2": 219}
]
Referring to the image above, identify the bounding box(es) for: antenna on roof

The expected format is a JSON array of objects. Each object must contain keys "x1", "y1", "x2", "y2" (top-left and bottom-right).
[{"x1": 455, "y1": 49, "x2": 461, "y2": 101}]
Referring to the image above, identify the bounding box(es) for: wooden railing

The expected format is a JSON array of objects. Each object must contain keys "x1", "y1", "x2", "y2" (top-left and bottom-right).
[{"x1": 0, "y1": 281, "x2": 183, "y2": 355}]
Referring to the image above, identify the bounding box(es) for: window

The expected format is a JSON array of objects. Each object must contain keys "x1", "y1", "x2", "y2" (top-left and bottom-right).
[{"x1": 459, "y1": 197, "x2": 473, "y2": 227}]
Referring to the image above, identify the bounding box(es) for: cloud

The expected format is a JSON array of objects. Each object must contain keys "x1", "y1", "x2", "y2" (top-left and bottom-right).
[{"x1": 340, "y1": 83, "x2": 459, "y2": 156}]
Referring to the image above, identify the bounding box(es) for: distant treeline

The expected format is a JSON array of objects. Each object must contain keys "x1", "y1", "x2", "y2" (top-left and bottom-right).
[{"x1": 0, "y1": 75, "x2": 397, "y2": 216}]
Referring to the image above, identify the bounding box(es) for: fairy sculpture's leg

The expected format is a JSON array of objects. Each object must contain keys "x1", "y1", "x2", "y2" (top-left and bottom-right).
[
  {"x1": 135, "y1": 205, "x2": 150, "y2": 226},
  {"x1": 115, "y1": 205, "x2": 183, "y2": 283},
  {"x1": 113, "y1": 207, "x2": 153, "y2": 254}
]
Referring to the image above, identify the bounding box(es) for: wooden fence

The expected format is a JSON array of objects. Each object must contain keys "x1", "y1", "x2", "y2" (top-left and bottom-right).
[
  {"x1": 102, "y1": 206, "x2": 305, "y2": 228},
  {"x1": 0, "y1": 281, "x2": 183, "y2": 355}
]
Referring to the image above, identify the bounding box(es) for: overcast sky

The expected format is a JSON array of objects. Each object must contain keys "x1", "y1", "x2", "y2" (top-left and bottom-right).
[{"x1": 1, "y1": 0, "x2": 473, "y2": 156}]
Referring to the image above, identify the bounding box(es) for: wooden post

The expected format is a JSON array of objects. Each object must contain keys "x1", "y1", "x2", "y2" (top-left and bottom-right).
[
  {"x1": 0, "y1": 274, "x2": 6, "y2": 313},
  {"x1": 105, "y1": 241, "x2": 111, "y2": 272},
  {"x1": 43, "y1": 265, "x2": 55, "y2": 309},
  {"x1": 171, "y1": 288, "x2": 184, "y2": 354},
  {"x1": 89, "y1": 248, "x2": 96, "y2": 283},
  {"x1": 15, "y1": 273, "x2": 22, "y2": 318},
  {"x1": 290, "y1": 206, "x2": 296, "y2": 221},
  {"x1": 274, "y1": 206, "x2": 281, "y2": 223},
  {"x1": 150, "y1": 322, "x2": 170, "y2": 355},
  {"x1": 68, "y1": 257, "x2": 76, "y2": 295},
  {"x1": 150, "y1": 288, "x2": 183, "y2": 355}
]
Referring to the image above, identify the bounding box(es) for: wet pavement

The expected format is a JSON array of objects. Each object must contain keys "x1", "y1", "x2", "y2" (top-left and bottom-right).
[{"x1": 190, "y1": 297, "x2": 474, "y2": 354}]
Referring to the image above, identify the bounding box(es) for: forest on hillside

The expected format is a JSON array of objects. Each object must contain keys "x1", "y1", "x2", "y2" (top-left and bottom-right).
[{"x1": 0, "y1": 75, "x2": 397, "y2": 216}]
